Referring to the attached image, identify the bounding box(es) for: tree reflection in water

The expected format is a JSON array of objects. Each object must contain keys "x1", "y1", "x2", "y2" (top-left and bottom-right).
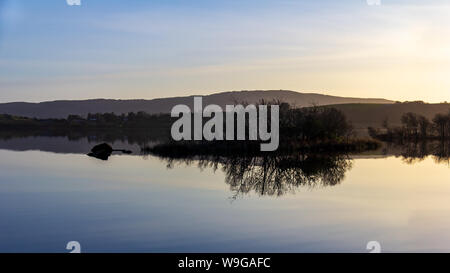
[
  {"x1": 146, "y1": 150, "x2": 353, "y2": 198},
  {"x1": 385, "y1": 141, "x2": 450, "y2": 165}
]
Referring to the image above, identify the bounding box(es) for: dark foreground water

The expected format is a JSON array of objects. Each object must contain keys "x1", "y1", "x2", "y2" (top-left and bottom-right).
[{"x1": 0, "y1": 137, "x2": 449, "y2": 252}]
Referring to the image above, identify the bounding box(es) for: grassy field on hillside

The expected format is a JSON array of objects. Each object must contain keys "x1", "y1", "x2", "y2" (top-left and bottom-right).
[{"x1": 325, "y1": 102, "x2": 450, "y2": 134}]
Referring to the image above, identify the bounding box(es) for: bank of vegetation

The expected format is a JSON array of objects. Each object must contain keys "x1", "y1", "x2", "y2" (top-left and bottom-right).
[
  {"x1": 368, "y1": 111, "x2": 450, "y2": 142},
  {"x1": 0, "y1": 102, "x2": 380, "y2": 153}
]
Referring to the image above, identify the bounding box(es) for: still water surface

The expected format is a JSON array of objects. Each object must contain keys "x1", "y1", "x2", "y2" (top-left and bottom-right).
[{"x1": 0, "y1": 137, "x2": 449, "y2": 252}]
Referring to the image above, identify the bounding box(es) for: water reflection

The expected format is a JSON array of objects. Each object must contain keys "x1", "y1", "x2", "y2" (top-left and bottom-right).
[
  {"x1": 0, "y1": 134, "x2": 448, "y2": 198},
  {"x1": 147, "y1": 151, "x2": 353, "y2": 198},
  {"x1": 0, "y1": 129, "x2": 169, "y2": 153},
  {"x1": 0, "y1": 135, "x2": 450, "y2": 252},
  {"x1": 383, "y1": 141, "x2": 450, "y2": 165}
]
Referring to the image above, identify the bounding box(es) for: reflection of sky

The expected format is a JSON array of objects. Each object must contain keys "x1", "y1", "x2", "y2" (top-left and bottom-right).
[
  {"x1": 1, "y1": 0, "x2": 450, "y2": 103},
  {"x1": 0, "y1": 149, "x2": 450, "y2": 252}
]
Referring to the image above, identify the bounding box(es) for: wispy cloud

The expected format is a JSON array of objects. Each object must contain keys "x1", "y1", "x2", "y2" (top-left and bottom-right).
[{"x1": 1, "y1": 0, "x2": 450, "y2": 102}]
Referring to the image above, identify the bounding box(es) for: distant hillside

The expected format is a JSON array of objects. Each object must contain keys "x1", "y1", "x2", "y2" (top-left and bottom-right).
[
  {"x1": 0, "y1": 90, "x2": 393, "y2": 118},
  {"x1": 327, "y1": 102, "x2": 450, "y2": 131}
]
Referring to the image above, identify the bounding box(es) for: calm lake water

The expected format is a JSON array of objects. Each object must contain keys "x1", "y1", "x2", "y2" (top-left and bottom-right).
[{"x1": 0, "y1": 137, "x2": 449, "y2": 253}]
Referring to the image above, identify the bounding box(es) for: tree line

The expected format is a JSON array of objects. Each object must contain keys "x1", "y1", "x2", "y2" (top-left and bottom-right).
[
  {"x1": 277, "y1": 102, "x2": 355, "y2": 142},
  {"x1": 1, "y1": 103, "x2": 378, "y2": 151},
  {"x1": 368, "y1": 110, "x2": 450, "y2": 141}
]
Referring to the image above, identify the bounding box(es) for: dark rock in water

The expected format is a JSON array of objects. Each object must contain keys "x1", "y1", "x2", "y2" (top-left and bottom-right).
[
  {"x1": 88, "y1": 143, "x2": 132, "y2": 160},
  {"x1": 91, "y1": 143, "x2": 113, "y2": 154},
  {"x1": 88, "y1": 143, "x2": 113, "y2": 160}
]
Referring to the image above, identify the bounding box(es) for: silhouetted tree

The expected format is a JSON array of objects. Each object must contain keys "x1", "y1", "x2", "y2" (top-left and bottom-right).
[
  {"x1": 418, "y1": 115, "x2": 431, "y2": 139},
  {"x1": 401, "y1": 112, "x2": 419, "y2": 139},
  {"x1": 433, "y1": 113, "x2": 448, "y2": 140}
]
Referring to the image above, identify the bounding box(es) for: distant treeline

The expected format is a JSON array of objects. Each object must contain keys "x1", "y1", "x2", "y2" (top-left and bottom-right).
[
  {"x1": 368, "y1": 111, "x2": 450, "y2": 141},
  {"x1": 0, "y1": 104, "x2": 356, "y2": 141},
  {"x1": 0, "y1": 112, "x2": 174, "y2": 145},
  {"x1": 0, "y1": 112, "x2": 173, "y2": 129},
  {"x1": 0, "y1": 103, "x2": 379, "y2": 151}
]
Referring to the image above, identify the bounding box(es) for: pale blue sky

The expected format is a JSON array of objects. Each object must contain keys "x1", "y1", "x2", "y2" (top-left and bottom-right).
[{"x1": 1, "y1": 0, "x2": 450, "y2": 102}]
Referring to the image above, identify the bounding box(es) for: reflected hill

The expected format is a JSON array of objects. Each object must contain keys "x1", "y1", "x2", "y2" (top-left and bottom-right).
[
  {"x1": 0, "y1": 135, "x2": 145, "y2": 155},
  {"x1": 0, "y1": 133, "x2": 448, "y2": 198},
  {"x1": 0, "y1": 129, "x2": 168, "y2": 155},
  {"x1": 0, "y1": 132, "x2": 448, "y2": 166}
]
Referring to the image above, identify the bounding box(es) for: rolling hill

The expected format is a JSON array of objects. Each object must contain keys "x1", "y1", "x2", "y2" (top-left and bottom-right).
[
  {"x1": 1, "y1": 90, "x2": 448, "y2": 136},
  {"x1": 326, "y1": 102, "x2": 450, "y2": 136},
  {"x1": 0, "y1": 90, "x2": 393, "y2": 119},
  {"x1": 328, "y1": 102, "x2": 450, "y2": 127}
]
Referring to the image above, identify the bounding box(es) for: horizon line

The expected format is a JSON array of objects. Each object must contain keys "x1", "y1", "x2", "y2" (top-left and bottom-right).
[{"x1": 0, "y1": 89, "x2": 400, "y2": 104}]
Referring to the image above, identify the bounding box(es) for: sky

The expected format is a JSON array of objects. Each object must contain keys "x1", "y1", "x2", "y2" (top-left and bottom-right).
[{"x1": 0, "y1": 0, "x2": 450, "y2": 103}]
